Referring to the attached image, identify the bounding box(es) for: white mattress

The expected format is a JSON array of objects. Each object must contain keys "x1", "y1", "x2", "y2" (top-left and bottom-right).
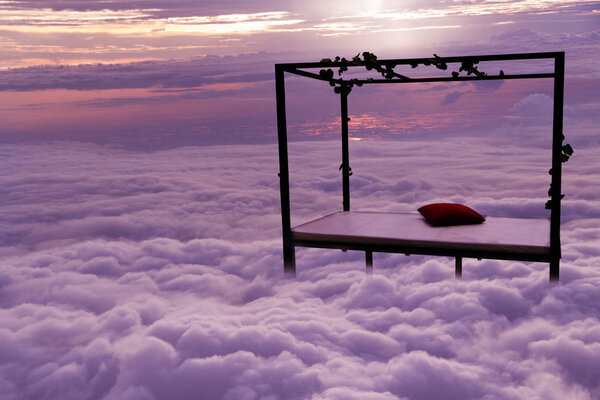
[{"x1": 292, "y1": 211, "x2": 551, "y2": 256}]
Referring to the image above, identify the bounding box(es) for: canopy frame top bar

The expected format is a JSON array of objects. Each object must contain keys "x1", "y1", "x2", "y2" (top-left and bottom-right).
[
  {"x1": 277, "y1": 52, "x2": 560, "y2": 85},
  {"x1": 277, "y1": 51, "x2": 562, "y2": 70}
]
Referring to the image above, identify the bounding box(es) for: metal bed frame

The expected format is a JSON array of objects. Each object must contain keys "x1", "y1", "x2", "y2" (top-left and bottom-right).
[{"x1": 275, "y1": 52, "x2": 564, "y2": 281}]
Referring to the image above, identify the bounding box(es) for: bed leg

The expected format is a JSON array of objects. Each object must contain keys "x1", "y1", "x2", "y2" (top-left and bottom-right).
[
  {"x1": 550, "y1": 258, "x2": 559, "y2": 282},
  {"x1": 366, "y1": 251, "x2": 373, "y2": 272},
  {"x1": 283, "y1": 244, "x2": 296, "y2": 276},
  {"x1": 455, "y1": 257, "x2": 462, "y2": 278}
]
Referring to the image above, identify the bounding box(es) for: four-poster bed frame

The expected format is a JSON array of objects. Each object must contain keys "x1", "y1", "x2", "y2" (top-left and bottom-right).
[{"x1": 276, "y1": 52, "x2": 564, "y2": 281}]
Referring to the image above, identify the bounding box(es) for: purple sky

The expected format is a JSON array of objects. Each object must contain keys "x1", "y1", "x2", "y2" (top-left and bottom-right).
[
  {"x1": 1, "y1": 1, "x2": 600, "y2": 399},
  {"x1": 1, "y1": 0, "x2": 599, "y2": 147}
]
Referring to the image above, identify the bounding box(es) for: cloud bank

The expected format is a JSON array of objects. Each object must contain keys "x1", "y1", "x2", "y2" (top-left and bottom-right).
[
  {"x1": 1, "y1": 136, "x2": 599, "y2": 399},
  {"x1": 0, "y1": 53, "x2": 276, "y2": 92}
]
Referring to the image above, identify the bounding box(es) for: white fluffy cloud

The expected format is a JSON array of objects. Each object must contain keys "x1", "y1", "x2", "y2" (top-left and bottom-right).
[{"x1": 1, "y1": 136, "x2": 599, "y2": 399}]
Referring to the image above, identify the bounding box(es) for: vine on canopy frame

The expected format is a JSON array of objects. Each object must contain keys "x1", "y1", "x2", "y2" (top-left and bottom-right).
[{"x1": 318, "y1": 51, "x2": 497, "y2": 94}]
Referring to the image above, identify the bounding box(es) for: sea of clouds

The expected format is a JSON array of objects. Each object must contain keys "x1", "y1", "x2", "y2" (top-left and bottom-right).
[{"x1": 1, "y1": 132, "x2": 599, "y2": 399}]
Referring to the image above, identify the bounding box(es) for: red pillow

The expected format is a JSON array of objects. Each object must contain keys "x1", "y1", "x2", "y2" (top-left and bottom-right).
[{"x1": 418, "y1": 203, "x2": 485, "y2": 227}]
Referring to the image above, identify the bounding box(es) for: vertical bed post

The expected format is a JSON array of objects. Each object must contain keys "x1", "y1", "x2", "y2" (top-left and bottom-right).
[
  {"x1": 366, "y1": 251, "x2": 373, "y2": 271},
  {"x1": 455, "y1": 257, "x2": 462, "y2": 278},
  {"x1": 550, "y1": 52, "x2": 564, "y2": 282},
  {"x1": 276, "y1": 65, "x2": 296, "y2": 275},
  {"x1": 340, "y1": 83, "x2": 351, "y2": 212}
]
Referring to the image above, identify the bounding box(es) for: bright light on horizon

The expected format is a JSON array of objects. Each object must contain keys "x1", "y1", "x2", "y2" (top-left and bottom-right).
[{"x1": 1, "y1": 0, "x2": 598, "y2": 68}]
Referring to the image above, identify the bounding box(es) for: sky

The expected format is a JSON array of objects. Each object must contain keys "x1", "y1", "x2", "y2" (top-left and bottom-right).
[
  {"x1": 1, "y1": 0, "x2": 599, "y2": 147},
  {"x1": 1, "y1": 1, "x2": 600, "y2": 399}
]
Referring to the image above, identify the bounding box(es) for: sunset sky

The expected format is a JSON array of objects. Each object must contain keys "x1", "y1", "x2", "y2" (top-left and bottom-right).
[
  {"x1": 1, "y1": 0, "x2": 599, "y2": 147},
  {"x1": 1, "y1": 1, "x2": 600, "y2": 399}
]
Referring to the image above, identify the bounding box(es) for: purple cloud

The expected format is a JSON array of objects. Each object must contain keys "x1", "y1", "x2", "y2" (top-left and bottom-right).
[
  {"x1": 1, "y1": 135, "x2": 599, "y2": 399},
  {"x1": 0, "y1": 53, "x2": 276, "y2": 92},
  {"x1": 441, "y1": 91, "x2": 466, "y2": 105},
  {"x1": 6, "y1": 0, "x2": 287, "y2": 14}
]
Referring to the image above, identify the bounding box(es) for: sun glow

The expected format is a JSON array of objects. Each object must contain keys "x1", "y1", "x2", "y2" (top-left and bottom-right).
[
  {"x1": 1, "y1": 0, "x2": 598, "y2": 68},
  {"x1": 341, "y1": 0, "x2": 600, "y2": 20}
]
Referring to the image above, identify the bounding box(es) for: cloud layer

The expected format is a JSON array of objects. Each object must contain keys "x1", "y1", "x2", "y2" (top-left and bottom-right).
[
  {"x1": 1, "y1": 136, "x2": 599, "y2": 399},
  {"x1": 0, "y1": 53, "x2": 276, "y2": 92}
]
